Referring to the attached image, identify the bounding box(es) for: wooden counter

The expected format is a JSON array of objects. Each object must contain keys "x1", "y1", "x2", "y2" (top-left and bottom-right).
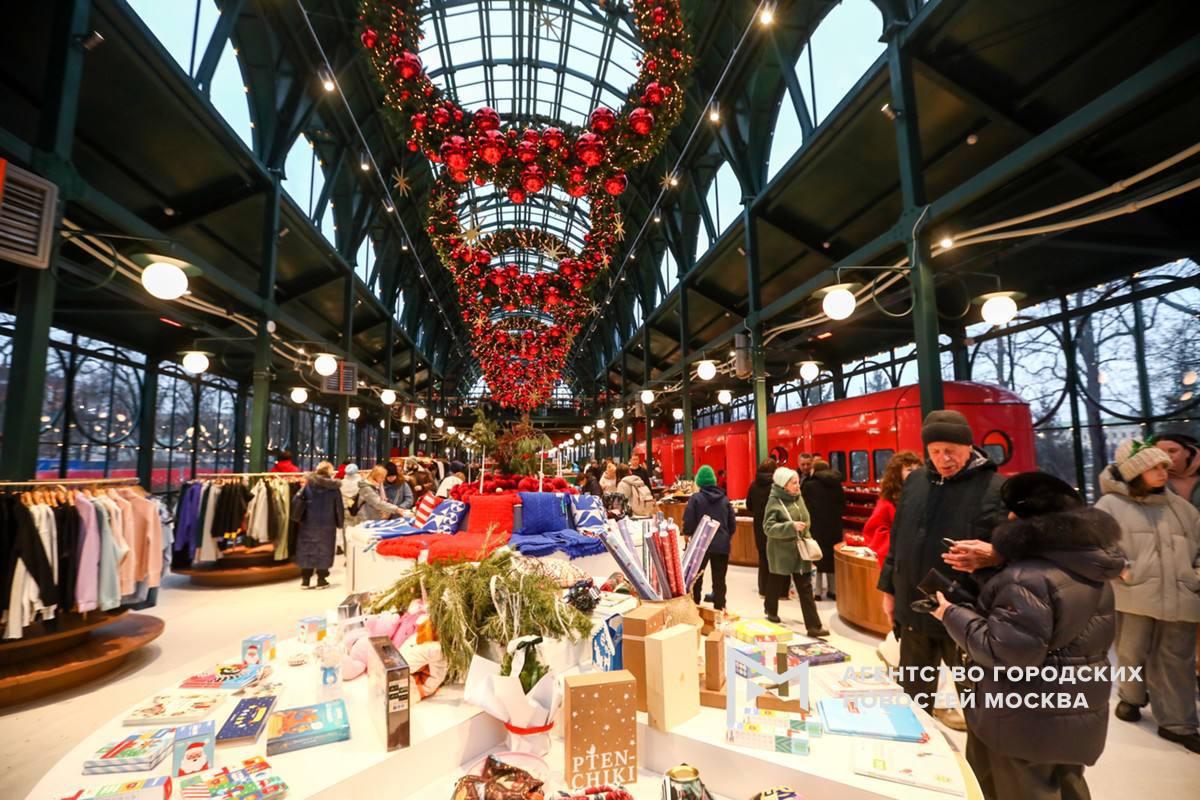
[
  {"x1": 833, "y1": 542, "x2": 890, "y2": 635},
  {"x1": 730, "y1": 517, "x2": 759, "y2": 566}
]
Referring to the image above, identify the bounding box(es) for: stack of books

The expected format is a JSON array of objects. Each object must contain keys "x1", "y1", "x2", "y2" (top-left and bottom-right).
[
  {"x1": 817, "y1": 698, "x2": 928, "y2": 743},
  {"x1": 180, "y1": 663, "x2": 263, "y2": 691},
  {"x1": 177, "y1": 756, "x2": 288, "y2": 799},
  {"x1": 82, "y1": 728, "x2": 174, "y2": 774}
]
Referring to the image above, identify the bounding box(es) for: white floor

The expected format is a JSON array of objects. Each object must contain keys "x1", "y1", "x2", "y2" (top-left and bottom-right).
[{"x1": 4, "y1": 561, "x2": 1198, "y2": 798}]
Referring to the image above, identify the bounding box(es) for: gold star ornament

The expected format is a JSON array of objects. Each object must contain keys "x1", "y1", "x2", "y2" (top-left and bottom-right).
[{"x1": 391, "y1": 168, "x2": 412, "y2": 196}]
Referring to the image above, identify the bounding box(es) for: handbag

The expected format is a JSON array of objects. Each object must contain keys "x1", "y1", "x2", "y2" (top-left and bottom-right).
[{"x1": 781, "y1": 501, "x2": 823, "y2": 562}]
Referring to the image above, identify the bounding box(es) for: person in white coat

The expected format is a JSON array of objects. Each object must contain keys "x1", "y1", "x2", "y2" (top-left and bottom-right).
[{"x1": 1094, "y1": 439, "x2": 1200, "y2": 754}]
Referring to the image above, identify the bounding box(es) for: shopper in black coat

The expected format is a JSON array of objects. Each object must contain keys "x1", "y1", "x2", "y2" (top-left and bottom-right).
[
  {"x1": 683, "y1": 465, "x2": 738, "y2": 611},
  {"x1": 293, "y1": 462, "x2": 344, "y2": 589},
  {"x1": 801, "y1": 459, "x2": 845, "y2": 598},
  {"x1": 745, "y1": 458, "x2": 778, "y2": 596},
  {"x1": 934, "y1": 472, "x2": 1125, "y2": 800}
]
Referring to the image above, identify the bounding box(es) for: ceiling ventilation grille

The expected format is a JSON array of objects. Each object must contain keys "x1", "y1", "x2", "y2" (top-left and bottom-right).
[
  {"x1": 0, "y1": 159, "x2": 58, "y2": 269},
  {"x1": 321, "y1": 360, "x2": 359, "y2": 395}
]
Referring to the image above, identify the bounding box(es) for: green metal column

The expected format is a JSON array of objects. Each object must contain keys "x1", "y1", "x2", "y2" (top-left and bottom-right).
[
  {"x1": 336, "y1": 274, "x2": 354, "y2": 463},
  {"x1": 249, "y1": 169, "x2": 282, "y2": 471},
  {"x1": 642, "y1": 326, "x2": 653, "y2": 472},
  {"x1": 678, "y1": 285, "x2": 694, "y2": 480},
  {"x1": 830, "y1": 363, "x2": 847, "y2": 400},
  {"x1": 382, "y1": 318, "x2": 394, "y2": 459},
  {"x1": 409, "y1": 357, "x2": 417, "y2": 456},
  {"x1": 887, "y1": 37, "x2": 944, "y2": 417},
  {"x1": 743, "y1": 203, "x2": 769, "y2": 465},
  {"x1": 1059, "y1": 298, "x2": 1088, "y2": 500},
  {"x1": 233, "y1": 381, "x2": 248, "y2": 472},
  {"x1": 950, "y1": 327, "x2": 971, "y2": 381},
  {"x1": 136, "y1": 362, "x2": 158, "y2": 487},
  {"x1": 620, "y1": 351, "x2": 629, "y2": 461},
  {"x1": 0, "y1": 0, "x2": 91, "y2": 479}
]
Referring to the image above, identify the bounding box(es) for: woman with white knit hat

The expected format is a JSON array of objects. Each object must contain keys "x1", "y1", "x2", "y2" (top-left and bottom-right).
[
  {"x1": 762, "y1": 466, "x2": 828, "y2": 635},
  {"x1": 1094, "y1": 438, "x2": 1200, "y2": 754}
]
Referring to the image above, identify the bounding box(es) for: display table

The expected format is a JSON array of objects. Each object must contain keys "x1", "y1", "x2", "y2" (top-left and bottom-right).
[{"x1": 833, "y1": 542, "x2": 891, "y2": 635}]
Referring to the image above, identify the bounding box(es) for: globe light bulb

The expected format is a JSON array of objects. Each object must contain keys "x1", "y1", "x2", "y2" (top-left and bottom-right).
[
  {"x1": 640, "y1": 389, "x2": 655, "y2": 404},
  {"x1": 181, "y1": 351, "x2": 209, "y2": 374},
  {"x1": 290, "y1": 387, "x2": 309, "y2": 404},
  {"x1": 822, "y1": 287, "x2": 856, "y2": 320},
  {"x1": 402, "y1": 425, "x2": 411, "y2": 435},
  {"x1": 717, "y1": 389, "x2": 732, "y2": 405},
  {"x1": 612, "y1": 407, "x2": 625, "y2": 420},
  {"x1": 799, "y1": 360, "x2": 820, "y2": 381},
  {"x1": 610, "y1": 432, "x2": 618, "y2": 441},
  {"x1": 626, "y1": 426, "x2": 633, "y2": 435},
  {"x1": 446, "y1": 426, "x2": 456, "y2": 435},
  {"x1": 574, "y1": 432, "x2": 582, "y2": 441},
  {"x1": 347, "y1": 406, "x2": 361, "y2": 421},
  {"x1": 379, "y1": 389, "x2": 397, "y2": 405},
  {"x1": 141, "y1": 261, "x2": 188, "y2": 300},
  {"x1": 981, "y1": 294, "x2": 1018, "y2": 326},
  {"x1": 419, "y1": 432, "x2": 427, "y2": 441},
  {"x1": 434, "y1": 417, "x2": 444, "y2": 428},
  {"x1": 596, "y1": 419, "x2": 606, "y2": 429},
  {"x1": 696, "y1": 360, "x2": 717, "y2": 381},
  {"x1": 414, "y1": 407, "x2": 428, "y2": 420},
  {"x1": 673, "y1": 408, "x2": 684, "y2": 421},
  {"x1": 313, "y1": 353, "x2": 338, "y2": 376},
  {"x1": 583, "y1": 425, "x2": 593, "y2": 434}
]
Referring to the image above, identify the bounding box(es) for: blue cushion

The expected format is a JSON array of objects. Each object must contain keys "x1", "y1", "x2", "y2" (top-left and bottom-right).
[
  {"x1": 421, "y1": 500, "x2": 468, "y2": 533},
  {"x1": 518, "y1": 492, "x2": 569, "y2": 535},
  {"x1": 570, "y1": 494, "x2": 606, "y2": 532}
]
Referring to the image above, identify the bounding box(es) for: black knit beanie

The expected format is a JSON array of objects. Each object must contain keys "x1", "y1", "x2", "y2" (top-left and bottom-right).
[
  {"x1": 921, "y1": 410, "x2": 974, "y2": 446},
  {"x1": 1001, "y1": 471, "x2": 1082, "y2": 518}
]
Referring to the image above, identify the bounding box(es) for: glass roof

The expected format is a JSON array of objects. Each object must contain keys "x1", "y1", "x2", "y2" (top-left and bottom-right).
[
  {"x1": 419, "y1": 0, "x2": 643, "y2": 128},
  {"x1": 459, "y1": 183, "x2": 591, "y2": 262}
]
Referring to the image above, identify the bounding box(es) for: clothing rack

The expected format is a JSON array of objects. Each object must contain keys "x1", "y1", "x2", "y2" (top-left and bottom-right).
[
  {"x1": 192, "y1": 472, "x2": 306, "y2": 480},
  {"x1": 0, "y1": 476, "x2": 141, "y2": 488}
]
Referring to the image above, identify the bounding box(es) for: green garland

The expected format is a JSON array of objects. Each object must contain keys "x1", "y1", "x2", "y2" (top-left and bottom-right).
[{"x1": 366, "y1": 550, "x2": 592, "y2": 681}]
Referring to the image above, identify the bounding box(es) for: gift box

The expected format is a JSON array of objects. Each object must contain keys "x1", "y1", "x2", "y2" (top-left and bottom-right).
[
  {"x1": 646, "y1": 624, "x2": 700, "y2": 732},
  {"x1": 563, "y1": 671, "x2": 638, "y2": 791},
  {"x1": 366, "y1": 636, "x2": 410, "y2": 751},
  {"x1": 241, "y1": 634, "x2": 276, "y2": 665},
  {"x1": 172, "y1": 721, "x2": 215, "y2": 777},
  {"x1": 730, "y1": 618, "x2": 793, "y2": 644},
  {"x1": 298, "y1": 616, "x2": 327, "y2": 644}
]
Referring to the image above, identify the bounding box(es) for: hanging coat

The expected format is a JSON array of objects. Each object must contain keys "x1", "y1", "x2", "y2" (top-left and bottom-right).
[{"x1": 294, "y1": 474, "x2": 344, "y2": 571}]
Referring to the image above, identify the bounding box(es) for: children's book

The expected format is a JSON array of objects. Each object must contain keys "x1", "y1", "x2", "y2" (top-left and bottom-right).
[
  {"x1": 180, "y1": 663, "x2": 263, "y2": 690},
  {"x1": 786, "y1": 638, "x2": 850, "y2": 667},
  {"x1": 216, "y1": 696, "x2": 278, "y2": 745},
  {"x1": 177, "y1": 756, "x2": 287, "y2": 800},
  {"x1": 852, "y1": 740, "x2": 966, "y2": 796},
  {"x1": 123, "y1": 693, "x2": 223, "y2": 726},
  {"x1": 814, "y1": 668, "x2": 903, "y2": 698},
  {"x1": 82, "y1": 728, "x2": 174, "y2": 774},
  {"x1": 817, "y1": 697, "x2": 928, "y2": 743},
  {"x1": 265, "y1": 699, "x2": 350, "y2": 755},
  {"x1": 68, "y1": 775, "x2": 172, "y2": 800}
]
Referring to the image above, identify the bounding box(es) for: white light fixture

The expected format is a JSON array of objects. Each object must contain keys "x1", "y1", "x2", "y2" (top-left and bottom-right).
[
  {"x1": 379, "y1": 419, "x2": 386, "y2": 429},
  {"x1": 799, "y1": 360, "x2": 821, "y2": 382},
  {"x1": 402, "y1": 425, "x2": 411, "y2": 435},
  {"x1": 319, "y1": 67, "x2": 335, "y2": 92},
  {"x1": 574, "y1": 432, "x2": 582, "y2": 441},
  {"x1": 414, "y1": 407, "x2": 428, "y2": 420},
  {"x1": 979, "y1": 292, "x2": 1020, "y2": 326},
  {"x1": 939, "y1": 236, "x2": 955, "y2": 250},
  {"x1": 419, "y1": 432, "x2": 427, "y2": 441},
  {"x1": 313, "y1": 353, "x2": 339, "y2": 376},
  {"x1": 359, "y1": 151, "x2": 370, "y2": 172},
  {"x1": 696, "y1": 359, "x2": 717, "y2": 381},
  {"x1": 759, "y1": 5, "x2": 775, "y2": 26},
  {"x1": 708, "y1": 104, "x2": 720, "y2": 123},
  {"x1": 626, "y1": 426, "x2": 633, "y2": 435},
  {"x1": 141, "y1": 260, "x2": 189, "y2": 300},
  {"x1": 434, "y1": 417, "x2": 444, "y2": 429},
  {"x1": 717, "y1": 389, "x2": 732, "y2": 405},
  {"x1": 379, "y1": 389, "x2": 397, "y2": 405},
  {"x1": 181, "y1": 351, "x2": 209, "y2": 374},
  {"x1": 583, "y1": 425, "x2": 593, "y2": 434},
  {"x1": 640, "y1": 389, "x2": 655, "y2": 404},
  {"x1": 596, "y1": 419, "x2": 606, "y2": 429},
  {"x1": 820, "y1": 285, "x2": 857, "y2": 320},
  {"x1": 347, "y1": 406, "x2": 361, "y2": 421},
  {"x1": 446, "y1": 425, "x2": 457, "y2": 435},
  {"x1": 612, "y1": 407, "x2": 625, "y2": 420},
  {"x1": 610, "y1": 432, "x2": 618, "y2": 442},
  {"x1": 290, "y1": 387, "x2": 309, "y2": 404},
  {"x1": 1184, "y1": 371, "x2": 1198, "y2": 387},
  {"x1": 672, "y1": 408, "x2": 684, "y2": 421}
]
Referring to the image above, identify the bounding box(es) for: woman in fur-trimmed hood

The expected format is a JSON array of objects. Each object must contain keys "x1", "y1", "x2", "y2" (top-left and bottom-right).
[{"x1": 934, "y1": 472, "x2": 1125, "y2": 799}]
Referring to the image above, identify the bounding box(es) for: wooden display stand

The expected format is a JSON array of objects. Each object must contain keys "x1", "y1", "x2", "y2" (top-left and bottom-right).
[
  {"x1": 729, "y1": 517, "x2": 758, "y2": 566},
  {"x1": 833, "y1": 542, "x2": 890, "y2": 635},
  {"x1": 659, "y1": 501, "x2": 686, "y2": 533},
  {"x1": 0, "y1": 611, "x2": 164, "y2": 707},
  {"x1": 174, "y1": 546, "x2": 300, "y2": 586}
]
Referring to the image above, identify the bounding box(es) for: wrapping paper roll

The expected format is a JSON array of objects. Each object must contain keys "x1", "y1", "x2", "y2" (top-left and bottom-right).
[{"x1": 681, "y1": 516, "x2": 719, "y2": 591}]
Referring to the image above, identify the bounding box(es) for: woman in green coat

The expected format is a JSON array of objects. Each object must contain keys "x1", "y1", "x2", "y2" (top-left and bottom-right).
[{"x1": 763, "y1": 467, "x2": 828, "y2": 636}]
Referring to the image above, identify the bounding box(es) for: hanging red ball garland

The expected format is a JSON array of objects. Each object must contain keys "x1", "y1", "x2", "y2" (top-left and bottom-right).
[{"x1": 360, "y1": 0, "x2": 694, "y2": 407}]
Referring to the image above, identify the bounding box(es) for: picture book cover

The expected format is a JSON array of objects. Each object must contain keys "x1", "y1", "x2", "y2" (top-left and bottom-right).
[
  {"x1": 852, "y1": 740, "x2": 966, "y2": 796},
  {"x1": 265, "y1": 699, "x2": 350, "y2": 755},
  {"x1": 216, "y1": 696, "x2": 278, "y2": 745},
  {"x1": 82, "y1": 728, "x2": 174, "y2": 774},
  {"x1": 123, "y1": 693, "x2": 223, "y2": 726},
  {"x1": 67, "y1": 775, "x2": 172, "y2": 800},
  {"x1": 172, "y1": 721, "x2": 216, "y2": 777},
  {"x1": 176, "y1": 756, "x2": 287, "y2": 800},
  {"x1": 817, "y1": 698, "x2": 928, "y2": 743},
  {"x1": 180, "y1": 663, "x2": 263, "y2": 690},
  {"x1": 241, "y1": 634, "x2": 276, "y2": 665},
  {"x1": 786, "y1": 639, "x2": 850, "y2": 667}
]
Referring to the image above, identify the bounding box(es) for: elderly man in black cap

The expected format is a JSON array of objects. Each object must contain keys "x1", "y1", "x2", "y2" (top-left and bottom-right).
[{"x1": 877, "y1": 410, "x2": 1008, "y2": 727}]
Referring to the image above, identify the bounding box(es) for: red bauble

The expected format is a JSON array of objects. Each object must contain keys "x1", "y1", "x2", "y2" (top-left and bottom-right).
[
  {"x1": 508, "y1": 186, "x2": 527, "y2": 204},
  {"x1": 412, "y1": 112, "x2": 428, "y2": 131},
  {"x1": 590, "y1": 107, "x2": 617, "y2": 133},
  {"x1": 642, "y1": 82, "x2": 665, "y2": 106},
  {"x1": 360, "y1": 28, "x2": 379, "y2": 49},
  {"x1": 629, "y1": 107, "x2": 655, "y2": 136},
  {"x1": 440, "y1": 135, "x2": 469, "y2": 170},
  {"x1": 604, "y1": 172, "x2": 628, "y2": 196},
  {"x1": 477, "y1": 129, "x2": 507, "y2": 165},
  {"x1": 575, "y1": 132, "x2": 606, "y2": 167},
  {"x1": 652, "y1": 6, "x2": 667, "y2": 24},
  {"x1": 450, "y1": 169, "x2": 469, "y2": 183},
  {"x1": 407, "y1": 141, "x2": 419, "y2": 152},
  {"x1": 432, "y1": 106, "x2": 451, "y2": 125},
  {"x1": 542, "y1": 127, "x2": 565, "y2": 150},
  {"x1": 474, "y1": 107, "x2": 501, "y2": 131},
  {"x1": 392, "y1": 51, "x2": 423, "y2": 81},
  {"x1": 516, "y1": 140, "x2": 539, "y2": 163},
  {"x1": 521, "y1": 165, "x2": 546, "y2": 193},
  {"x1": 566, "y1": 182, "x2": 587, "y2": 198}
]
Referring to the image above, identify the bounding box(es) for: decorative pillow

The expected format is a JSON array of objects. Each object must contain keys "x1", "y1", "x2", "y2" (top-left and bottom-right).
[
  {"x1": 518, "y1": 492, "x2": 569, "y2": 535},
  {"x1": 413, "y1": 493, "x2": 440, "y2": 526},
  {"x1": 421, "y1": 500, "x2": 468, "y2": 533},
  {"x1": 570, "y1": 494, "x2": 607, "y2": 531},
  {"x1": 465, "y1": 494, "x2": 519, "y2": 535}
]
